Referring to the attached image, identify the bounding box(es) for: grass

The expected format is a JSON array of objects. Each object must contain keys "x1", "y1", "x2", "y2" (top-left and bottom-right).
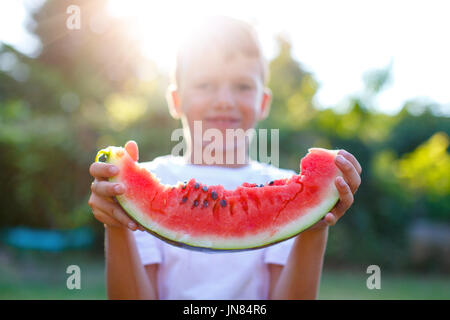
[
  {"x1": 319, "y1": 267, "x2": 450, "y2": 300},
  {"x1": 0, "y1": 246, "x2": 106, "y2": 300},
  {"x1": 0, "y1": 246, "x2": 449, "y2": 300}
]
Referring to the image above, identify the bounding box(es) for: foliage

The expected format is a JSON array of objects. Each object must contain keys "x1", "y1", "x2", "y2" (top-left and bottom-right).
[{"x1": 0, "y1": 1, "x2": 449, "y2": 272}]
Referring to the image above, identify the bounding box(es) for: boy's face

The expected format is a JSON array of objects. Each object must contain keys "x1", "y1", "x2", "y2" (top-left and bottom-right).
[{"x1": 167, "y1": 48, "x2": 271, "y2": 149}]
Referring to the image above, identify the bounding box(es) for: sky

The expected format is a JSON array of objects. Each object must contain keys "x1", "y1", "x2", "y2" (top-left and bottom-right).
[{"x1": 1, "y1": 0, "x2": 449, "y2": 115}]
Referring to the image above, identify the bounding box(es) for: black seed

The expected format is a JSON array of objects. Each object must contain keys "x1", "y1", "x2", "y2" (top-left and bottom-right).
[
  {"x1": 202, "y1": 186, "x2": 208, "y2": 192},
  {"x1": 194, "y1": 182, "x2": 200, "y2": 189},
  {"x1": 203, "y1": 200, "x2": 209, "y2": 208},
  {"x1": 269, "y1": 181, "x2": 274, "y2": 185},
  {"x1": 193, "y1": 200, "x2": 199, "y2": 207},
  {"x1": 211, "y1": 191, "x2": 218, "y2": 200},
  {"x1": 182, "y1": 196, "x2": 188, "y2": 203},
  {"x1": 259, "y1": 184, "x2": 264, "y2": 187},
  {"x1": 220, "y1": 199, "x2": 227, "y2": 207}
]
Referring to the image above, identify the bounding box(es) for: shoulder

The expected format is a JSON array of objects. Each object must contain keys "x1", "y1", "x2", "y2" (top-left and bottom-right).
[
  {"x1": 139, "y1": 155, "x2": 187, "y2": 184},
  {"x1": 140, "y1": 154, "x2": 183, "y2": 170},
  {"x1": 140, "y1": 154, "x2": 190, "y2": 176}
]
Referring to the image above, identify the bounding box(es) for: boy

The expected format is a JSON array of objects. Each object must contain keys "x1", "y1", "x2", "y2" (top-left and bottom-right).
[{"x1": 88, "y1": 16, "x2": 361, "y2": 299}]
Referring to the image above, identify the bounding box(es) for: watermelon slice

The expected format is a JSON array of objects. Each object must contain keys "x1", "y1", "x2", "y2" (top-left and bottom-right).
[{"x1": 95, "y1": 146, "x2": 342, "y2": 252}]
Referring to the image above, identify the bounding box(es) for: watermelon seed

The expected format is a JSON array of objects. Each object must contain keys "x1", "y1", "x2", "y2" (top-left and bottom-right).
[
  {"x1": 203, "y1": 200, "x2": 209, "y2": 208},
  {"x1": 211, "y1": 191, "x2": 218, "y2": 200},
  {"x1": 193, "y1": 200, "x2": 199, "y2": 207},
  {"x1": 194, "y1": 182, "x2": 200, "y2": 189},
  {"x1": 202, "y1": 186, "x2": 208, "y2": 192},
  {"x1": 259, "y1": 184, "x2": 264, "y2": 187},
  {"x1": 269, "y1": 181, "x2": 274, "y2": 185},
  {"x1": 220, "y1": 199, "x2": 227, "y2": 207},
  {"x1": 182, "y1": 196, "x2": 188, "y2": 203}
]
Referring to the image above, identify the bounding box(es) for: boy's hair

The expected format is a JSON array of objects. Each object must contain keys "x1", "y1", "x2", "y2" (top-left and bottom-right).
[{"x1": 171, "y1": 16, "x2": 269, "y2": 88}]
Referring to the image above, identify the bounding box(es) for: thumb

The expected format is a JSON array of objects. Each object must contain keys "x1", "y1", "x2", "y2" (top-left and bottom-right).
[{"x1": 125, "y1": 140, "x2": 139, "y2": 161}]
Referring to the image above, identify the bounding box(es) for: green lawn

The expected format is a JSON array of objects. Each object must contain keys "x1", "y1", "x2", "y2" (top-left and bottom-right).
[
  {"x1": 319, "y1": 268, "x2": 450, "y2": 300},
  {"x1": 0, "y1": 247, "x2": 449, "y2": 300},
  {"x1": 0, "y1": 247, "x2": 106, "y2": 299}
]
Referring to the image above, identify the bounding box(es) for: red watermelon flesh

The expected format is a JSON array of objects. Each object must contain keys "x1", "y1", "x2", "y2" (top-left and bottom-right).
[{"x1": 95, "y1": 147, "x2": 342, "y2": 251}]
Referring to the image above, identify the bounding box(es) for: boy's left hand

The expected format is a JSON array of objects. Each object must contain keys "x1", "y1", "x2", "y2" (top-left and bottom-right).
[{"x1": 308, "y1": 149, "x2": 362, "y2": 231}]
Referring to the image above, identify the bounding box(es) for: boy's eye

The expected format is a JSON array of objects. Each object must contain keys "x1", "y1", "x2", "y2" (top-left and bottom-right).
[
  {"x1": 196, "y1": 82, "x2": 212, "y2": 90},
  {"x1": 236, "y1": 83, "x2": 252, "y2": 91}
]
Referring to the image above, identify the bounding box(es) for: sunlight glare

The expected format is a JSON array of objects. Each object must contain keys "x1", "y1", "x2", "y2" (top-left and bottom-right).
[
  {"x1": 107, "y1": 0, "x2": 245, "y2": 70},
  {"x1": 105, "y1": 0, "x2": 450, "y2": 115}
]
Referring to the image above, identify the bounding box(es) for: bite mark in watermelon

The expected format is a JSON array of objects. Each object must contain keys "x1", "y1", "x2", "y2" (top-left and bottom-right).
[{"x1": 95, "y1": 147, "x2": 342, "y2": 252}]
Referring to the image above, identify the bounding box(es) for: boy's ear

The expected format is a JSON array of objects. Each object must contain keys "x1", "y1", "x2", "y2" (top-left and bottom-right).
[
  {"x1": 166, "y1": 84, "x2": 182, "y2": 119},
  {"x1": 259, "y1": 87, "x2": 272, "y2": 120}
]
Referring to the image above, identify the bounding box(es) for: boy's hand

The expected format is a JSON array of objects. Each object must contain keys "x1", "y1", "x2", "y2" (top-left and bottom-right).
[
  {"x1": 88, "y1": 141, "x2": 144, "y2": 231},
  {"x1": 307, "y1": 149, "x2": 362, "y2": 231}
]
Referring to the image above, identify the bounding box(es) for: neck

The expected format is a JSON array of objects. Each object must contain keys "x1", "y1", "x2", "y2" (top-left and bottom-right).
[{"x1": 183, "y1": 144, "x2": 250, "y2": 168}]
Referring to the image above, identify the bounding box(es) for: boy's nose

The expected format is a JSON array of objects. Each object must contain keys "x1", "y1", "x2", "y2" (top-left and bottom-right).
[{"x1": 213, "y1": 85, "x2": 235, "y2": 109}]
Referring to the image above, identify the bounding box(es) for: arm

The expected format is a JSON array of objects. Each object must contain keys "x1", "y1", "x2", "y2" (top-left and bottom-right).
[
  {"x1": 269, "y1": 228, "x2": 328, "y2": 300},
  {"x1": 145, "y1": 264, "x2": 160, "y2": 299},
  {"x1": 89, "y1": 141, "x2": 158, "y2": 299},
  {"x1": 269, "y1": 150, "x2": 362, "y2": 300},
  {"x1": 105, "y1": 226, "x2": 158, "y2": 299}
]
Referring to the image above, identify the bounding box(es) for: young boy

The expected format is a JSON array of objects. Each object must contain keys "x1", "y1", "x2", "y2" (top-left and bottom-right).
[{"x1": 88, "y1": 16, "x2": 362, "y2": 300}]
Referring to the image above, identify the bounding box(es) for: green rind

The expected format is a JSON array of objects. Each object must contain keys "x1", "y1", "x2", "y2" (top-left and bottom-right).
[
  {"x1": 95, "y1": 147, "x2": 111, "y2": 162},
  {"x1": 115, "y1": 191, "x2": 338, "y2": 252},
  {"x1": 96, "y1": 147, "x2": 340, "y2": 252}
]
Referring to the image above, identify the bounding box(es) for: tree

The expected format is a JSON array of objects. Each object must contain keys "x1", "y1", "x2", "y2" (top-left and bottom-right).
[{"x1": 265, "y1": 34, "x2": 318, "y2": 129}]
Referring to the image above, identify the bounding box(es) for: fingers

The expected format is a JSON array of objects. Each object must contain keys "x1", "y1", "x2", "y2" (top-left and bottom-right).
[
  {"x1": 324, "y1": 212, "x2": 338, "y2": 226},
  {"x1": 331, "y1": 176, "x2": 354, "y2": 220},
  {"x1": 323, "y1": 150, "x2": 361, "y2": 228},
  {"x1": 304, "y1": 216, "x2": 329, "y2": 232},
  {"x1": 335, "y1": 155, "x2": 361, "y2": 193},
  {"x1": 125, "y1": 140, "x2": 139, "y2": 162},
  {"x1": 89, "y1": 193, "x2": 143, "y2": 231},
  {"x1": 308, "y1": 213, "x2": 338, "y2": 230},
  {"x1": 338, "y1": 149, "x2": 362, "y2": 175},
  {"x1": 91, "y1": 205, "x2": 145, "y2": 232},
  {"x1": 314, "y1": 218, "x2": 330, "y2": 229},
  {"x1": 89, "y1": 162, "x2": 119, "y2": 180},
  {"x1": 92, "y1": 208, "x2": 123, "y2": 228},
  {"x1": 88, "y1": 149, "x2": 145, "y2": 232},
  {"x1": 91, "y1": 179, "x2": 125, "y2": 198}
]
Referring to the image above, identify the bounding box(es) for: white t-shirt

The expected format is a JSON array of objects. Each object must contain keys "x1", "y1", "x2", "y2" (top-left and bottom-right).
[{"x1": 133, "y1": 155, "x2": 297, "y2": 300}]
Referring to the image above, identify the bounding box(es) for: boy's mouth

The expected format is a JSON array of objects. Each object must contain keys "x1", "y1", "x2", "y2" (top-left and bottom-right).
[{"x1": 204, "y1": 116, "x2": 241, "y2": 127}]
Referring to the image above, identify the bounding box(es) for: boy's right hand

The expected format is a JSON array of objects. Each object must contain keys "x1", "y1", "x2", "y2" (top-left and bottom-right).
[{"x1": 88, "y1": 141, "x2": 143, "y2": 231}]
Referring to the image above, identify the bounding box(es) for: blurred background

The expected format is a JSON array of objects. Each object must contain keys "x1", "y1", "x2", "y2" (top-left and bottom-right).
[{"x1": 0, "y1": 0, "x2": 449, "y2": 299}]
